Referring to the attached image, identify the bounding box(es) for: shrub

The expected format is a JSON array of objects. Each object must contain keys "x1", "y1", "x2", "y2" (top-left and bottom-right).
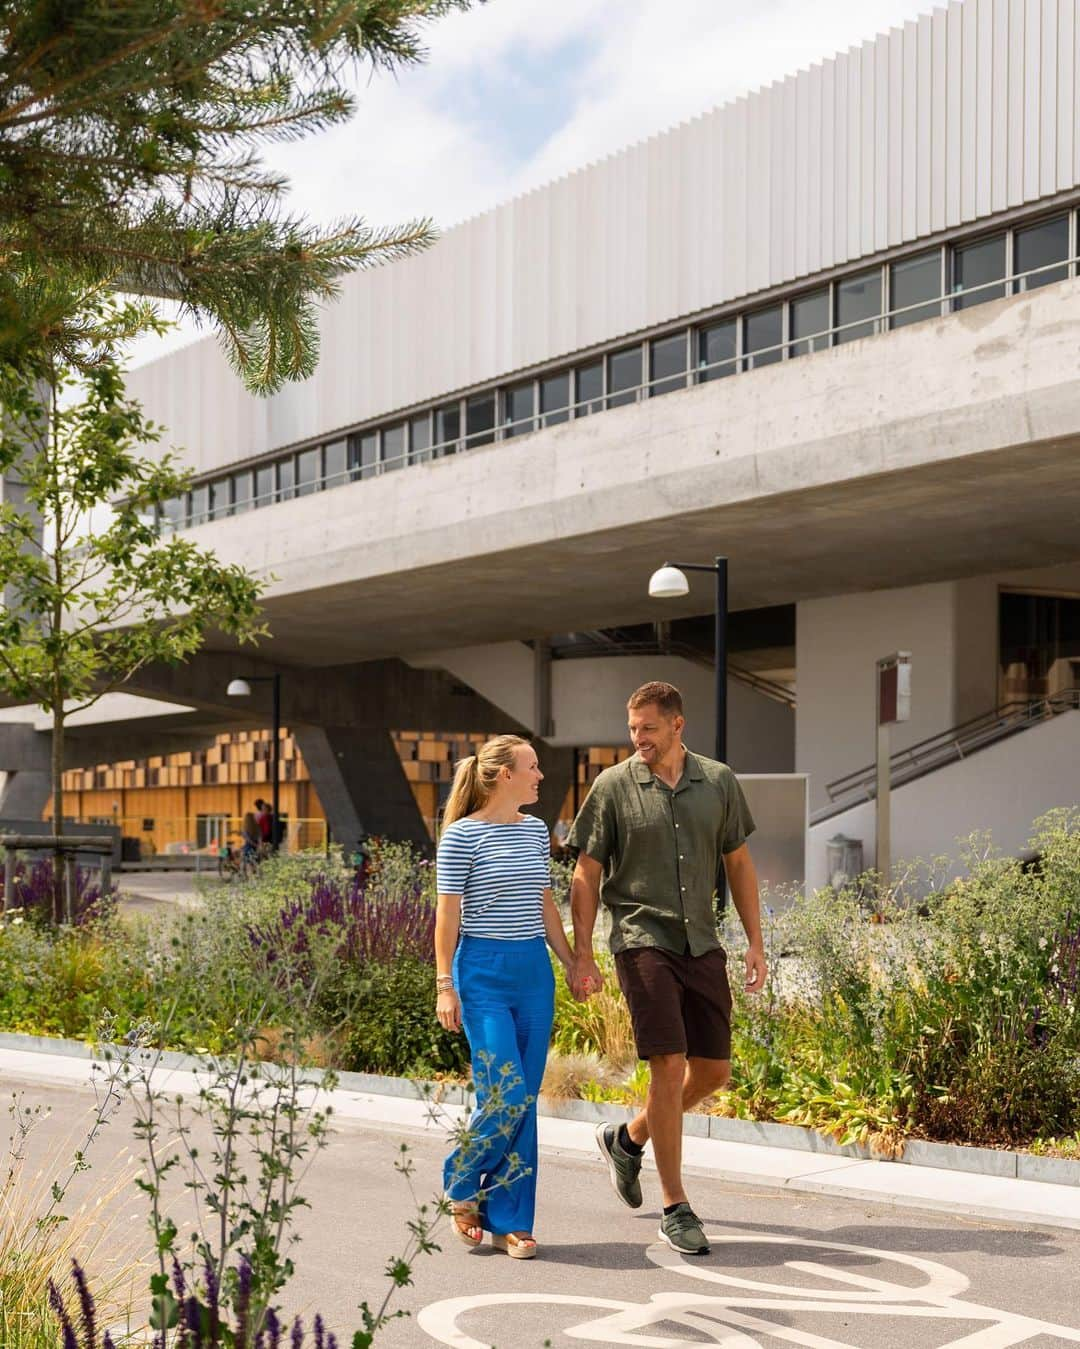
[{"x1": 343, "y1": 958, "x2": 470, "y2": 1078}]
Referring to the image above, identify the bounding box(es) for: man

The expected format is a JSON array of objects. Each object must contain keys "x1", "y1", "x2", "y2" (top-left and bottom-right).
[
  {"x1": 254, "y1": 799, "x2": 273, "y2": 850},
  {"x1": 568, "y1": 680, "x2": 767, "y2": 1256}
]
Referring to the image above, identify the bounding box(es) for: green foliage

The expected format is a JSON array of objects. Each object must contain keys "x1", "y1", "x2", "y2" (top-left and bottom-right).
[
  {"x1": 0, "y1": 0, "x2": 472, "y2": 391},
  {"x1": 343, "y1": 958, "x2": 470, "y2": 1078}
]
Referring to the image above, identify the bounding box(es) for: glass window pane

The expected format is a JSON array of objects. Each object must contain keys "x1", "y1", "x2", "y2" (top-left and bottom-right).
[
  {"x1": 255, "y1": 465, "x2": 274, "y2": 506},
  {"x1": 435, "y1": 402, "x2": 461, "y2": 456},
  {"x1": 465, "y1": 393, "x2": 496, "y2": 448},
  {"x1": 788, "y1": 289, "x2": 831, "y2": 356},
  {"x1": 409, "y1": 413, "x2": 432, "y2": 464},
  {"x1": 697, "y1": 320, "x2": 737, "y2": 382},
  {"x1": 890, "y1": 250, "x2": 941, "y2": 328},
  {"x1": 540, "y1": 372, "x2": 570, "y2": 426},
  {"x1": 1014, "y1": 215, "x2": 1069, "y2": 291},
  {"x1": 649, "y1": 333, "x2": 687, "y2": 396},
  {"x1": 232, "y1": 470, "x2": 253, "y2": 513},
  {"x1": 160, "y1": 496, "x2": 185, "y2": 532},
  {"x1": 575, "y1": 362, "x2": 603, "y2": 417},
  {"x1": 350, "y1": 432, "x2": 378, "y2": 480},
  {"x1": 743, "y1": 306, "x2": 783, "y2": 368},
  {"x1": 836, "y1": 269, "x2": 882, "y2": 343},
  {"x1": 277, "y1": 458, "x2": 296, "y2": 500},
  {"x1": 953, "y1": 234, "x2": 1006, "y2": 309},
  {"x1": 607, "y1": 346, "x2": 641, "y2": 408},
  {"x1": 382, "y1": 423, "x2": 406, "y2": 471},
  {"x1": 323, "y1": 439, "x2": 347, "y2": 488},
  {"x1": 190, "y1": 484, "x2": 209, "y2": 524},
  {"x1": 209, "y1": 479, "x2": 231, "y2": 520},
  {"x1": 505, "y1": 382, "x2": 536, "y2": 438},
  {"x1": 297, "y1": 447, "x2": 320, "y2": 496}
]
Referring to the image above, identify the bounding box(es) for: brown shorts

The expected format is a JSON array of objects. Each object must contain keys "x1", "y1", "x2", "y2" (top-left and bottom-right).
[{"x1": 614, "y1": 945, "x2": 732, "y2": 1061}]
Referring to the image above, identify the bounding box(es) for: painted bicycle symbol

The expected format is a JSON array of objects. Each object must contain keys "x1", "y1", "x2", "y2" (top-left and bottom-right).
[{"x1": 417, "y1": 1228, "x2": 1080, "y2": 1347}]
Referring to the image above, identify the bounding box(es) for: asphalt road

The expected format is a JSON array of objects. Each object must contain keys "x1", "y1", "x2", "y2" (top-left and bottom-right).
[{"x1": 8, "y1": 1079, "x2": 1080, "y2": 1349}]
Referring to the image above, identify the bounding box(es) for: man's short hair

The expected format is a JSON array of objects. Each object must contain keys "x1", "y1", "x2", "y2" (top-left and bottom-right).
[{"x1": 627, "y1": 681, "x2": 683, "y2": 717}]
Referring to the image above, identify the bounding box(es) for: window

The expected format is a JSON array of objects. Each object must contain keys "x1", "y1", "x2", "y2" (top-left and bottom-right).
[
  {"x1": 277, "y1": 457, "x2": 296, "y2": 500},
  {"x1": 382, "y1": 423, "x2": 406, "y2": 470},
  {"x1": 435, "y1": 402, "x2": 461, "y2": 455},
  {"x1": 890, "y1": 250, "x2": 941, "y2": 328},
  {"x1": 575, "y1": 362, "x2": 603, "y2": 416},
  {"x1": 607, "y1": 346, "x2": 642, "y2": 407},
  {"x1": 189, "y1": 484, "x2": 209, "y2": 524},
  {"x1": 209, "y1": 479, "x2": 231, "y2": 520},
  {"x1": 1014, "y1": 215, "x2": 1069, "y2": 291},
  {"x1": 788, "y1": 288, "x2": 831, "y2": 357},
  {"x1": 835, "y1": 269, "x2": 882, "y2": 343},
  {"x1": 697, "y1": 319, "x2": 737, "y2": 381},
  {"x1": 465, "y1": 393, "x2": 496, "y2": 448},
  {"x1": 743, "y1": 306, "x2": 782, "y2": 368},
  {"x1": 160, "y1": 496, "x2": 185, "y2": 532},
  {"x1": 350, "y1": 431, "x2": 379, "y2": 480},
  {"x1": 232, "y1": 470, "x2": 253, "y2": 514},
  {"x1": 649, "y1": 333, "x2": 687, "y2": 396},
  {"x1": 323, "y1": 439, "x2": 347, "y2": 487},
  {"x1": 297, "y1": 447, "x2": 321, "y2": 496},
  {"x1": 953, "y1": 234, "x2": 1006, "y2": 309},
  {"x1": 505, "y1": 382, "x2": 535, "y2": 438},
  {"x1": 409, "y1": 413, "x2": 432, "y2": 464},
  {"x1": 255, "y1": 464, "x2": 275, "y2": 506},
  {"x1": 540, "y1": 372, "x2": 571, "y2": 426}
]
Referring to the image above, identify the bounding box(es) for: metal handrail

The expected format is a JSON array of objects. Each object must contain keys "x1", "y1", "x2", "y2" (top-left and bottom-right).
[
  {"x1": 822, "y1": 687, "x2": 1080, "y2": 808},
  {"x1": 160, "y1": 248, "x2": 1080, "y2": 533},
  {"x1": 552, "y1": 632, "x2": 797, "y2": 708}
]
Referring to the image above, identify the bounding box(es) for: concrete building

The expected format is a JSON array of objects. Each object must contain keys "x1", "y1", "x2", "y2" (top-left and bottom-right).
[{"x1": 3, "y1": 0, "x2": 1080, "y2": 885}]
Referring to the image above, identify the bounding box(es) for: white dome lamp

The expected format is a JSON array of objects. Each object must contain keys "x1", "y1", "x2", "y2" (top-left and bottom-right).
[
  {"x1": 647, "y1": 564, "x2": 691, "y2": 599},
  {"x1": 226, "y1": 678, "x2": 252, "y2": 697}
]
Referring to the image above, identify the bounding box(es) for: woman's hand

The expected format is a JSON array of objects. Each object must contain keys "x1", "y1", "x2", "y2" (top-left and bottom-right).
[{"x1": 436, "y1": 987, "x2": 462, "y2": 1033}]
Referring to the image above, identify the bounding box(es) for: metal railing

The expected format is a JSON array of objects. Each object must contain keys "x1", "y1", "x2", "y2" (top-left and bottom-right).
[
  {"x1": 814, "y1": 687, "x2": 1080, "y2": 821},
  {"x1": 552, "y1": 630, "x2": 796, "y2": 708},
  {"x1": 78, "y1": 815, "x2": 328, "y2": 864},
  {"x1": 158, "y1": 246, "x2": 1080, "y2": 534}
]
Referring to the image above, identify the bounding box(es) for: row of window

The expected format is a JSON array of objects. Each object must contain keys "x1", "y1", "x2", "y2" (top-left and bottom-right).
[{"x1": 159, "y1": 209, "x2": 1077, "y2": 531}]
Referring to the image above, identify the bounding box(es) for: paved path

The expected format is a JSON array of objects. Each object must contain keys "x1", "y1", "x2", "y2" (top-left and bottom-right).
[
  {"x1": 113, "y1": 868, "x2": 209, "y2": 916},
  {"x1": 4, "y1": 1047, "x2": 1079, "y2": 1349}
]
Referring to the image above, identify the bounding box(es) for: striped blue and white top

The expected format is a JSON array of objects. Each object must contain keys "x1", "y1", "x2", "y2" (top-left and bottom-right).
[{"x1": 436, "y1": 815, "x2": 551, "y2": 940}]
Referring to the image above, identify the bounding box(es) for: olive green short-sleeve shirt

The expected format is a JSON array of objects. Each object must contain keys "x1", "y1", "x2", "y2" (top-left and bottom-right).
[{"x1": 568, "y1": 749, "x2": 755, "y2": 957}]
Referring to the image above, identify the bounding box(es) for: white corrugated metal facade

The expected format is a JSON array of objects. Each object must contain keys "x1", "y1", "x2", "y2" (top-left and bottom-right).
[{"x1": 130, "y1": 0, "x2": 1080, "y2": 473}]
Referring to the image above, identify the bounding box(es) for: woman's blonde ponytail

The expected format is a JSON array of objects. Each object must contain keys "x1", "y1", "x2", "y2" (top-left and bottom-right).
[{"x1": 441, "y1": 735, "x2": 531, "y2": 827}]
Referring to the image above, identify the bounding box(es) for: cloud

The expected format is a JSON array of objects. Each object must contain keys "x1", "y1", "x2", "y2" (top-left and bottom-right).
[{"x1": 126, "y1": 0, "x2": 936, "y2": 367}]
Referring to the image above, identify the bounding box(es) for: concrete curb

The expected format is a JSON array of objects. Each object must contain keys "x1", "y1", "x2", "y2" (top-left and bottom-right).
[{"x1": 2, "y1": 1031, "x2": 1077, "y2": 1189}]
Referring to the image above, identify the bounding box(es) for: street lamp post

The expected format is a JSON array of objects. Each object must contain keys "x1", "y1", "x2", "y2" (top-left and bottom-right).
[
  {"x1": 647, "y1": 556, "x2": 728, "y2": 764},
  {"x1": 226, "y1": 673, "x2": 282, "y2": 850}
]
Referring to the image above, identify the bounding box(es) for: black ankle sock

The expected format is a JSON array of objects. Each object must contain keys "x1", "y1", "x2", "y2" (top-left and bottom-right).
[
  {"x1": 617, "y1": 1123, "x2": 644, "y2": 1157},
  {"x1": 663, "y1": 1202, "x2": 684, "y2": 1216}
]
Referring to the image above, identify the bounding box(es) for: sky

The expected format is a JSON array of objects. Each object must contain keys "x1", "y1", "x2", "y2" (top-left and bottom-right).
[{"x1": 128, "y1": 0, "x2": 939, "y2": 367}]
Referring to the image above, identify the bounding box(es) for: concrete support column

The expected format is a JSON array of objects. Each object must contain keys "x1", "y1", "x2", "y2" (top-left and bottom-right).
[
  {"x1": 0, "y1": 771, "x2": 52, "y2": 821},
  {"x1": 293, "y1": 725, "x2": 431, "y2": 854},
  {"x1": 532, "y1": 739, "x2": 575, "y2": 829}
]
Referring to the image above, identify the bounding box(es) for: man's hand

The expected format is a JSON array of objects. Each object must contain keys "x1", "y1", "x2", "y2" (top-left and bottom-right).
[
  {"x1": 744, "y1": 944, "x2": 768, "y2": 993},
  {"x1": 570, "y1": 953, "x2": 604, "y2": 1001}
]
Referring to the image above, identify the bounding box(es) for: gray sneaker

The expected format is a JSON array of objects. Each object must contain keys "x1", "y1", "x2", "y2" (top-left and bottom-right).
[
  {"x1": 658, "y1": 1203, "x2": 710, "y2": 1255},
  {"x1": 595, "y1": 1122, "x2": 643, "y2": 1209}
]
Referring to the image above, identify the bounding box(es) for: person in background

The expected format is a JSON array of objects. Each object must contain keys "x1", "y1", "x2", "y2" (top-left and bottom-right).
[
  {"x1": 240, "y1": 810, "x2": 261, "y2": 868},
  {"x1": 434, "y1": 734, "x2": 578, "y2": 1260},
  {"x1": 254, "y1": 798, "x2": 272, "y2": 851}
]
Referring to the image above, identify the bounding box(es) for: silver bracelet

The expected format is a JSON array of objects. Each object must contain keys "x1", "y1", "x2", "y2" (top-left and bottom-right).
[{"x1": 436, "y1": 975, "x2": 454, "y2": 991}]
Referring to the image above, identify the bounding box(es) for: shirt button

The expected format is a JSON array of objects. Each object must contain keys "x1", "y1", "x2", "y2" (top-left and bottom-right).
[
  {"x1": 684, "y1": 917, "x2": 689, "y2": 924},
  {"x1": 679, "y1": 854, "x2": 684, "y2": 860},
  {"x1": 675, "y1": 824, "x2": 680, "y2": 829},
  {"x1": 681, "y1": 886, "x2": 686, "y2": 892}
]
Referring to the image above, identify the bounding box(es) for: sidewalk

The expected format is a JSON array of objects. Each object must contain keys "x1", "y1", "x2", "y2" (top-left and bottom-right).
[{"x1": 2, "y1": 1043, "x2": 1077, "y2": 1233}]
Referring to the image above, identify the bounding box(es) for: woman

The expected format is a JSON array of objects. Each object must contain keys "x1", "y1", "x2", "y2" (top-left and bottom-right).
[
  {"x1": 435, "y1": 734, "x2": 575, "y2": 1260},
  {"x1": 240, "y1": 810, "x2": 261, "y2": 867}
]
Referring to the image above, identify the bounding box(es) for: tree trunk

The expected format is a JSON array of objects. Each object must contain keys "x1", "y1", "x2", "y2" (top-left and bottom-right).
[{"x1": 51, "y1": 707, "x2": 65, "y2": 924}]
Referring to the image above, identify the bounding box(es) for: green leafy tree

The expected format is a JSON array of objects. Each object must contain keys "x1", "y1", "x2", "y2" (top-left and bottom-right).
[
  {"x1": 0, "y1": 0, "x2": 470, "y2": 391},
  {"x1": 0, "y1": 317, "x2": 267, "y2": 920}
]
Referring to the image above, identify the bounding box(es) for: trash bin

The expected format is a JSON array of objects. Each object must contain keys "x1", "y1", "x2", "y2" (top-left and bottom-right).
[
  {"x1": 826, "y1": 834, "x2": 863, "y2": 890},
  {"x1": 121, "y1": 835, "x2": 142, "y2": 862}
]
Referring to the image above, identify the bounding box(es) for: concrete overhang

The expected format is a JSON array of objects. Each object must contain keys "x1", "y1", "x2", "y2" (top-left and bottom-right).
[{"x1": 148, "y1": 282, "x2": 1080, "y2": 666}]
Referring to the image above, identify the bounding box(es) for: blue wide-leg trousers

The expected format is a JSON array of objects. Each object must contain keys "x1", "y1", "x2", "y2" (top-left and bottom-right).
[{"x1": 443, "y1": 935, "x2": 554, "y2": 1235}]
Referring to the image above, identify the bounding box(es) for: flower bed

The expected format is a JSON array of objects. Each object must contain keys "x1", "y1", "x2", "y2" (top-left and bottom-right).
[{"x1": 1, "y1": 815, "x2": 1078, "y2": 1154}]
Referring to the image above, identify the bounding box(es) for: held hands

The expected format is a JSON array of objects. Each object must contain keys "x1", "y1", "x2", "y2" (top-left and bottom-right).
[
  {"x1": 436, "y1": 987, "x2": 462, "y2": 1033},
  {"x1": 569, "y1": 953, "x2": 604, "y2": 1002},
  {"x1": 744, "y1": 943, "x2": 768, "y2": 994}
]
